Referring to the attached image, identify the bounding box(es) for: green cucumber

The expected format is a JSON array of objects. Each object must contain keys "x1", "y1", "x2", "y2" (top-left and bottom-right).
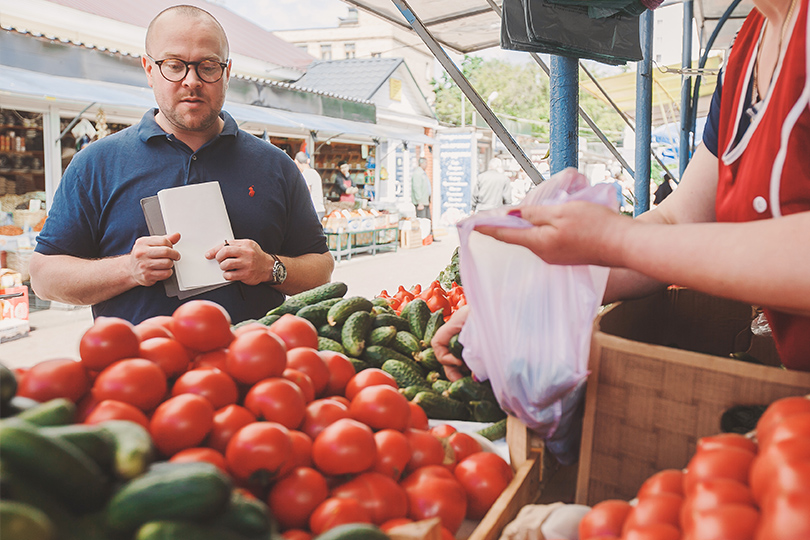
[
  {"x1": 413, "y1": 391, "x2": 470, "y2": 421},
  {"x1": 445, "y1": 376, "x2": 489, "y2": 402},
  {"x1": 432, "y1": 379, "x2": 452, "y2": 394},
  {"x1": 327, "y1": 296, "x2": 374, "y2": 326},
  {"x1": 2, "y1": 395, "x2": 39, "y2": 417},
  {"x1": 381, "y1": 359, "x2": 426, "y2": 389},
  {"x1": 391, "y1": 331, "x2": 422, "y2": 357},
  {"x1": 415, "y1": 348, "x2": 443, "y2": 373},
  {"x1": 318, "y1": 336, "x2": 346, "y2": 355},
  {"x1": 368, "y1": 325, "x2": 398, "y2": 347},
  {"x1": 362, "y1": 345, "x2": 416, "y2": 369},
  {"x1": 341, "y1": 311, "x2": 373, "y2": 357},
  {"x1": 0, "y1": 500, "x2": 55, "y2": 540},
  {"x1": 406, "y1": 298, "x2": 431, "y2": 340},
  {"x1": 257, "y1": 314, "x2": 281, "y2": 326},
  {"x1": 421, "y1": 309, "x2": 445, "y2": 348},
  {"x1": 448, "y1": 334, "x2": 464, "y2": 359},
  {"x1": 212, "y1": 488, "x2": 275, "y2": 536},
  {"x1": 266, "y1": 297, "x2": 306, "y2": 318},
  {"x1": 348, "y1": 357, "x2": 370, "y2": 373},
  {"x1": 400, "y1": 385, "x2": 432, "y2": 401},
  {"x1": 371, "y1": 297, "x2": 392, "y2": 308},
  {"x1": 470, "y1": 400, "x2": 507, "y2": 422},
  {"x1": 99, "y1": 419, "x2": 155, "y2": 480},
  {"x1": 16, "y1": 397, "x2": 76, "y2": 427},
  {"x1": 318, "y1": 323, "x2": 344, "y2": 342},
  {"x1": 313, "y1": 522, "x2": 390, "y2": 540},
  {"x1": 371, "y1": 304, "x2": 395, "y2": 316},
  {"x1": 289, "y1": 282, "x2": 348, "y2": 306},
  {"x1": 477, "y1": 418, "x2": 508, "y2": 441},
  {"x1": 231, "y1": 319, "x2": 258, "y2": 330},
  {"x1": 40, "y1": 423, "x2": 116, "y2": 473},
  {"x1": 135, "y1": 520, "x2": 247, "y2": 540},
  {"x1": 296, "y1": 298, "x2": 343, "y2": 327},
  {"x1": 371, "y1": 313, "x2": 411, "y2": 332},
  {"x1": 0, "y1": 361, "x2": 17, "y2": 408}
]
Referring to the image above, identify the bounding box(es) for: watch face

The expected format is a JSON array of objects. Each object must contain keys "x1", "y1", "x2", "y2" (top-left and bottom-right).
[{"x1": 273, "y1": 260, "x2": 287, "y2": 283}]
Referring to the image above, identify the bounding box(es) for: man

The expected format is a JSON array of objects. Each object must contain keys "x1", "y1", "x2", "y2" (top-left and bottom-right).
[
  {"x1": 472, "y1": 157, "x2": 512, "y2": 213},
  {"x1": 29, "y1": 5, "x2": 333, "y2": 325},
  {"x1": 295, "y1": 151, "x2": 326, "y2": 220},
  {"x1": 411, "y1": 157, "x2": 431, "y2": 218}
]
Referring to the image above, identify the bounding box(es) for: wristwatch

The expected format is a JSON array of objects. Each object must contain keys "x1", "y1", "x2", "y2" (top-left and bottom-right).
[{"x1": 268, "y1": 254, "x2": 287, "y2": 285}]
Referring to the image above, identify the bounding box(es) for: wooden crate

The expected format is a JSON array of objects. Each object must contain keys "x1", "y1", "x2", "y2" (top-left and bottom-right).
[
  {"x1": 400, "y1": 229, "x2": 422, "y2": 249},
  {"x1": 576, "y1": 288, "x2": 810, "y2": 506}
]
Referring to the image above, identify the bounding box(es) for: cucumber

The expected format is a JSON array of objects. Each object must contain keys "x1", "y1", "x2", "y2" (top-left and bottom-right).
[
  {"x1": 381, "y1": 359, "x2": 426, "y2": 389},
  {"x1": 318, "y1": 323, "x2": 344, "y2": 342},
  {"x1": 2, "y1": 395, "x2": 39, "y2": 417},
  {"x1": 257, "y1": 314, "x2": 281, "y2": 326},
  {"x1": 391, "y1": 331, "x2": 422, "y2": 357},
  {"x1": 16, "y1": 397, "x2": 76, "y2": 426},
  {"x1": 413, "y1": 391, "x2": 470, "y2": 421},
  {"x1": 0, "y1": 417, "x2": 108, "y2": 512},
  {"x1": 0, "y1": 500, "x2": 55, "y2": 540},
  {"x1": 289, "y1": 282, "x2": 348, "y2": 306},
  {"x1": 368, "y1": 325, "x2": 398, "y2": 347},
  {"x1": 448, "y1": 334, "x2": 464, "y2": 360},
  {"x1": 296, "y1": 298, "x2": 343, "y2": 327},
  {"x1": 40, "y1": 423, "x2": 116, "y2": 473},
  {"x1": 266, "y1": 297, "x2": 307, "y2": 318},
  {"x1": 371, "y1": 297, "x2": 392, "y2": 308},
  {"x1": 212, "y1": 488, "x2": 275, "y2": 536},
  {"x1": 231, "y1": 318, "x2": 258, "y2": 330},
  {"x1": 318, "y1": 336, "x2": 346, "y2": 355},
  {"x1": 421, "y1": 309, "x2": 445, "y2": 348},
  {"x1": 0, "y1": 463, "x2": 76, "y2": 531},
  {"x1": 99, "y1": 419, "x2": 155, "y2": 480},
  {"x1": 327, "y1": 296, "x2": 374, "y2": 326},
  {"x1": 348, "y1": 357, "x2": 370, "y2": 373},
  {"x1": 341, "y1": 311, "x2": 373, "y2": 357},
  {"x1": 314, "y1": 522, "x2": 390, "y2": 540},
  {"x1": 135, "y1": 520, "x2": 247, "y2": 540},
  {"x1": 362, "y1": 345, "x2": 416, "y2": 369},
  {"x1": 371, "y1": 304, "x2": 395, "y2": 316},
  {"x1": 414, "y1": 348, "x2": 443, "y2": 373},
  {"x1": 400, "y1": 385, "x2": 432, "y2": 401},
  {"x1": 371, "y1": 313, "x2": 411, "y2": 332},
  {"x1": 0, "y1": 361, "x2": 17, "y2": 408},
  {"x1": 477, "y1": 418, "x2": 508, "y2": 441},
  {"x1": 106, "y1": 462, "x2": 232, "y2": 533},
  {"x1": 406, "y1": 298, "x2": 431, "y2": 340},
  {"x1": 445, "y1": 376, "x2": 489, "y2": 403},
  {"x1": 470, "y1": 400, "x2": 507, "y2": 422},
  {"x1": 432, "y1": 379, "x2": 452, "y2": 394}
]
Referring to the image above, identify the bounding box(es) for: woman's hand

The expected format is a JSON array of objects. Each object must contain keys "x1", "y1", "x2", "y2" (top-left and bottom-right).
[{"x1": 431, "y1": 305, "x2": 469, "y2": 382}]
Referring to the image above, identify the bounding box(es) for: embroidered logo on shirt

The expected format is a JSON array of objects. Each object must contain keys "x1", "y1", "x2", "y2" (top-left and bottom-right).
[{"x1": 248, "y1": 185, "x2": 255, "y2": 197}]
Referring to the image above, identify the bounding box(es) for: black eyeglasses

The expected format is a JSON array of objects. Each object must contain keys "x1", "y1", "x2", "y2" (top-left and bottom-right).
[{"x1": 147, "y1": 55, "x2": 229, "y2": 83}]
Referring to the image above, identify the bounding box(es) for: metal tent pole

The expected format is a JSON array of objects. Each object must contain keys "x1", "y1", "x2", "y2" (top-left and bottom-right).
[
  {"x1": 635, "y1": 9, "x2": 654, "y2": 216},
  {"x1": 679, "y1": 0, "x2": 694, "y2": 178},
  {"x1": 549, "y1": 56, "x2": 579, "y2": 174}
]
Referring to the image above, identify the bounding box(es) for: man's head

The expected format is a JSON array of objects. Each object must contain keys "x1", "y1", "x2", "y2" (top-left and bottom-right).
[
  {"x1": 295, "y1": 152, "x2": 310, "y2": 171},
  {"x1": 143, "y1": 5, "x2": 231, "y2": 138},
  {"x1": 338, "y1": 160, "x2": 350, "y2": 175},
  {"x1": 418, "y1": 158, "x2": 428, "y2": 170},
  {"x1": 488, "y1": 157, "x2": 502, "y2": 171}
]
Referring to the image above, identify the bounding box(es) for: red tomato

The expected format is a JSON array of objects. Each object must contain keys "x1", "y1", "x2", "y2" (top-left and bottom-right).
[
  {"x1": 756, "y1": 491, "x2": 810, "y2": 540},
  {"x1": 169, "y1": 447, "x2": 229, "y2": 474},
  {"x1": 430, "y1": 424, "x2": 457, "y2": 438},
  {"x1": 283, "y1": 368, "x2": 316, "y2": 403},
  {"x1": 193, "y1": 348, "x2": 229, "y2": 371},
  {"x1": 763, "y1": 412, "x2": 810, "y2": 450},
  {"x1": 281, "y1": 531, "x2": 312, "y2": 540},
  {"x1": 318, "y1": 351, "x2": 356, "y2": 397},
  {"x1": 408, "y1": 401, "x2": 429, "y2": 431},
  {"x1": 92, "y1": 358, "x2": 167, "y2": 412},
  {"x1": 140, "y1": 315, "x2": 176, "y2": 335},
  {"x1": 150, "y1": 393, "x2": 215, "y2": 456},
  {"x1": 401, "y1": 465, "x2": 467, "y2": 533},
  {"x1": 404, "y1": 428, "x2": 447, "y2": 474},
  {"x1": 172, "y1": 300, "x2": 233, "y2": 352},
  {"x1": 453, "y1": 452, "x2": 514, "y2": 520},
  {"x1": 426, "y1": 293, "x2": 451, "y2": 314},
  {"x1": 349, "y1": 385, "x2": 411, "y2": 432},
  {"x1": 286, "y1": 430, "x2": 314, "y2": 471},
  {"x1": 380, "y1": 518, "x2": 413, "y2": 532},
  {"x1": 344, "y1": 368, "x2": 397, "y2": 401},
  {"x1": 269, "y1": 314, "x2": 319, "y2": 351},
  {"x1": 311, "y1": 418, "x2": 376, "y2": 476},
  {"x1": 138, "y1": 337, "x2": 190, "y2": 378},
  {"x1": 134, "y1": 322, "x2": 174, "y2": 342},
  {"x1": 696, "y1": 433, "x2": 758, "y2": 455},
  {"x1": 749, "y1": 437, "x2": 810, "y2": 503},
  {"x1": 207, "y1": 404, "x2": 256, "y2": 454},
  {"x1": 233, "y1": 322, "x2": 271, "y2": 337},
  {"x1": 225, "y1": 421, "x2": 293, "y2": 484},
  {"x1": 578, "y1": 499, "x2": 633, "y2": 539},
  {"x1": 684, "y1": 447, "x2": 756, "y2": 494},
  {"x1": 83, "y1": 399, "x2": 150, "y2": 429},
  {"x1": 755, "y1": 459, "x2": 810, "y2": 503},
  {"x1": 267, "y1": 466, "x2": 329, "y2": 530},
  {"x1": 309, "y1": 497, "x2": 371, "y2": 535},
  {"x1": 331, "y1": 471, "x2": 408, "y2": 525},
  {"x1": 680, "y1": 479, "x2": 755, "y2": 531},
  {"x1": 301, "y1": 398, "x2": 351, "y2": 440},
  {"x1": 330, "y1": 395, "x2": 351, "y2": 408},
  {"x1": 622, "y1": 492, "x2": 683, "y2": 532},
  {"x1": 172, "y1": 368, "x2": 239, "y2": 410},
  {"x1": 756, "y1": 396, "x2": 810, "y2": 449},
  {"x1": 373, "y1": 429, "x2": 412, "y2": 481},
  {"x1": 637, "y1": 469, "x2": 685, "y2": 499},
  {"x1": 79, "y1": 317, "x2": 140, "y2": 371},
  {"x1": 622, "y1": 524, "x2": 680, "y2": 540},
  {"x1": 448, "y1": 432, "x2": 482, "y2": 466},
  {"x1": 244, "y1": 378, "x2": 306, "y2": 429},
  {"x1": 75, "y1": 392, "x2": 99, "y2": 423},
  {"x1": 226, "y1": 331, "x2": 287, "y2": 385},
  {"x1": 286, "y1": 348, "x2": 330, "y2": 397},
  {"x1": 17, "y1": 358, "x2": 90, "y2": 403},
  {"x1": 683, "y1": 503, "x2": 759, "y2": 540}
]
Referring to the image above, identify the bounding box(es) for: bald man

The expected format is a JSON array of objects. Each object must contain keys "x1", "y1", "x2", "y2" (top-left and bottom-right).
[{"x1": 31, "y1": 5, "x2": 333, "y2": 324}]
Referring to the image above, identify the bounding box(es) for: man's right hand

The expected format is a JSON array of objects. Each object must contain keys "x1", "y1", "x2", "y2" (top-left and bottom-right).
[
  {"x1": 129, "y1": 232, "x2": 181, "y2": 287},
  {"x1": 431, "y1": 305, "x2": 470, "y2": 382},
  {"x1": 417, "y1": 204, "x2": 425, "y2": 210}
]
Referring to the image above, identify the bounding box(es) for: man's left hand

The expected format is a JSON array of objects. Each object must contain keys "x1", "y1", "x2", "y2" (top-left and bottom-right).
[{"x1": 205, "y1": 239, "x2": 273, "y2": 286}]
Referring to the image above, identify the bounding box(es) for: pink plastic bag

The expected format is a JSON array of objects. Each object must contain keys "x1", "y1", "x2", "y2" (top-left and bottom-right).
[{"x1": 456, "y1": 170, "x2": 619, "y2": 463}]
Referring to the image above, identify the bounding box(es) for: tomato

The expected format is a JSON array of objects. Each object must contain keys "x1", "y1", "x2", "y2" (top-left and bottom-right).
[
  {"x1": 622, "y1": 492, "x2": 682, "y2": 533},
  {"x1": 430, "y1": 424, "x2": 457, "y2": 438},
  {"x1": 233, "y1": 322, "x2": 271, "y2": 337},
  {"x1": 749, "y1": 436, "x2": 810, "y2": 503},
  {"x1": 244, "y1": 378, "x2": 306, "y2": 430},
  {"x1": 226, "y1": 331, "x2": 287, "y2": 385},
  {"x1": 683, "y1": 503, "x2": 759, "y2": 540},
  {"x1": 207, "y1": 404, "x2": 256, "y2": 454},
  {"x1": 169, "y1": 447, "x2": 229, "y2": 474},
  {"x1": 684, "y1": 447, "x2": 756, "y2": 494},
  {"x1": 756, "y1": 491, "x2": 810, "y2": 540},
  {"x1": 401, "y1": 465, "x2": 467, "y2": 533},
  {"x1": 755, "y1": 459, "x2": 810, "y2": 504},
  {"x1": 426, "y1": 293, "x2": 451, "y2": 314},
  {"x1": 380, "y1": 518, "x2": 413, "y2": 532},
  {"x1": 281, "y1": 530, "x2": 312, "y2": 540},
  {"x1": 79, "y1": 317, "x2": 141, "y2": 371},
  {"x1": 172, "y1": 368, "x2": 239, "y2": 410},
  {"x1": 447, "y1": 432, "x2": 482, "y2": 466},
  {"x1": 311, "y1": 418, "x2": 376, "y2": 476},
  {"x1": 349, "y1": 384, "x2": 411, "y2": 432},
  {"x1": 408, "y1": 401, "x2": 429, "y2": 431},
  {"x1": 285, "y1": 348, "x2": 330, "y2": 397},
  {"x1": 193, "y1": 348, "x2": 229, "y2": 371},
  {"x1": 637, "y1": 469, "x2": 685, "y2": 499},
  {"x1": 140, "y1": 315, "x2": 176, "y2": 335},
  {"x1": 453, "y1": 452, "x2": 514, "y2": 520},
  {"x1": 286, "y1": 430, "x2": 314, "y2": 471},
  {"x1": 17, "y1": 358, "x2": 90, "y2": 403},
  {"x1": 83, "y1": 399, "x2": 150, "y2": 429},
  {"x1": 318, "y1": 351, "x2": 356, "y2": 397},
  {"x1": 331, "y1": 471, "x2": 408, "y2": 525},
  {"x1": 344, "y1": 368, "x2": 397, "y2": 401},
  {"x1": 138, "y1": 337, "x2": 190, "y2": 378},
  {"x1": 309, "y1": 497, "x2": 371, "y2": 535},
  {"x1": 150, "y1": 393, "x2": 215, "y2": 456},
  {"x1": 696, "y1": 433, "x2": 758, "y2": 455},
  {"x1": 172, "y1": 300, "x2": 233, "y2": 352},
  {"x1": 578, "y1": 499, "x2": 633, "y2": 539},
  {"x1": 404, "y1": 428, "x2": 447, "y2": 474},
  {"x1": 680, "y1": 479, "x2": 754, "y2": 531},
  {"x1": 763, "y1": 412, "x2": 810, "y2": 450},
  {"x1": 283, "y1": 368, "x2": 315, "y2": 403},
  {"x1": 226, "y1": 421, "x2": 293, "y2": 484},
  {"x1": 267, "y1": 466, "x2": 329, "y2": 530},
  {"x1": 269, "y1": 314, "x2": 319, "y2": 351},
  {"x1": 756, "y1": 396, "x2": 810, "y2": 449},
  {"x1": 134, "y1": 322, "x2": 174, "y2": 342},
  {"x1": 373, "y1": 429, "x2": 412, "y2": 481},
  {"x1": 92, "y1": 358, "x2": 167, "y2": 412},
  {"x1": 622, "y1": 524, "x2": 680, "y2": 540},
  {"x1": 301, "y1": 398, "x2": 351, "y2": 440}
]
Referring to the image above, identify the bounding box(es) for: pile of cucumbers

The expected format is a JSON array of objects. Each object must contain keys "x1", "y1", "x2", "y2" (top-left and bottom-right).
[
  {"x1": 253, "y1": 282, "x2": 507, "y2": 427},
  {"x1": 0, "y1": 362, "x2": 279, "y2": 540}
]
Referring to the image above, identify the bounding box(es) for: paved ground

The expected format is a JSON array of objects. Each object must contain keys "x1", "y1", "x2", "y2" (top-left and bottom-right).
[{"x1": 0, "y1": 229, "x2": 460, "y2": 369}]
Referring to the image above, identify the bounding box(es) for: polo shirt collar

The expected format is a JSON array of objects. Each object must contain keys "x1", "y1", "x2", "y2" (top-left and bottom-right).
[{"x1": 137, "y1": 108, "x2": 238, "y2": 142}]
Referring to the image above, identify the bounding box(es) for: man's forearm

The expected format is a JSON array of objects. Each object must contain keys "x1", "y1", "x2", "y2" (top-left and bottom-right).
[
  {"x1": 274, "y1": 252, "x2": 334, "y2": 296},
  {"x1": 29, "y1": 252, "x2": 137, "y2": 306}
]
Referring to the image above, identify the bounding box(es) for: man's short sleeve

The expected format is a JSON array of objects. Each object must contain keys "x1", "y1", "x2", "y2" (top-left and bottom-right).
[{"x1": 702, "y1": 75, "x2": 723, "y2": 157}]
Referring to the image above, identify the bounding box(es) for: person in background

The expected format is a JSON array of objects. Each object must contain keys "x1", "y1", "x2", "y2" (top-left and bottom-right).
[
  {"x1": 434, "y1": 0, "x2": 810, "y2": 375},
  {"x1": 295, "y1": 151, "x2": 326, "y2": 221},
  {"x1": 333, "y1": 160, "x2": 358, "y2": 203},
  {"x1": 411, "y1": 157, "x2": 431, "y2": 219},
  {"x1": 472, "y1": 157, "x2": 512, "y2": 213},
  {"x1": 29, "y1": 5, "x2": 333, "y2": 325}
]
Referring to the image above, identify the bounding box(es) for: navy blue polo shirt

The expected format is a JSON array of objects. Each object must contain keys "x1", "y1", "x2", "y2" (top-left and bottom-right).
[{"x1": 36, "y1": 109, "x2": 328, "y2": 325}]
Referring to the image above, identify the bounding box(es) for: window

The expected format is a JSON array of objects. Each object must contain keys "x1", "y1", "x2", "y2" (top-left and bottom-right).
[
  {"x1": 371, "y1": 52, "x2": 381, "y2": 58},
  {"x1": 297, "y1": 44, "x2": 309, "y2": 53},
  {"x1": 345, "y1": 43, "x2": 356, "y2": 59},
  {"x1": 320, "y1": 44, "x2": 332, "y2": 61},
  {"x1": 389, "y1": 78, "x2": 402, "y2": 102}
]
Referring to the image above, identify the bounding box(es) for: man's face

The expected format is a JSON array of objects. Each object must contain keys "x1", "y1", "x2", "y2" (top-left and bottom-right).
[
  {"x1": 143, "y1": 11, "x2": 230, "y2": 136},
  {"x1": 340, "y1": 163, "x2": 350, "y2": 175}
]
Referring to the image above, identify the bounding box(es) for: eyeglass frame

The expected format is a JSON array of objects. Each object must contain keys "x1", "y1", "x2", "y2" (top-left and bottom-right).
[{"x1": 146, "y1": 55, "x2": 230, "y2": 83}]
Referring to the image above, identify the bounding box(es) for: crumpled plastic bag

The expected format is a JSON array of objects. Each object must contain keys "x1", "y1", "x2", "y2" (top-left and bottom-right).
[{"x1": 456, "y1": 171, "x2": 619, "y2": 464}]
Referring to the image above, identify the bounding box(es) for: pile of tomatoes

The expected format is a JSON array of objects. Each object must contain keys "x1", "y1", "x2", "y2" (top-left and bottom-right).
[
  {"x1": 577, "y1": 395, "x2": 810, "y2": 540},
  {"x1": 377, "y1": 281, "x2": 466, "y2": 320},
  {"x1": 13, "y1": 299, "x2": 513, "y2": 540}
]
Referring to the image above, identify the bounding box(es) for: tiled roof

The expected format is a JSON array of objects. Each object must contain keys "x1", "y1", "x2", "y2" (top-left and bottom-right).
[
  {"x1": 292, "y1": 57, "x2": 403, "y2": 101},
  {"x1": 43, "y1": 0, "x2": 316, "y2": 71}
]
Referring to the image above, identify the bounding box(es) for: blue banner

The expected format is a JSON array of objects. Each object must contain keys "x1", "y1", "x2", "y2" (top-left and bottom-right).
[{"x1": 438, "y1": 131, "x2": 474, "y2": 225}]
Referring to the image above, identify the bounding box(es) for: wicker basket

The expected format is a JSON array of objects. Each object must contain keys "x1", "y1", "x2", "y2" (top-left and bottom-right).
[
  {"x1": 13, "y1": 209, "x2": 46, "y2": 231},
  {"x1": 6, "y1": 248, "x2": 33, "y2": 282}
]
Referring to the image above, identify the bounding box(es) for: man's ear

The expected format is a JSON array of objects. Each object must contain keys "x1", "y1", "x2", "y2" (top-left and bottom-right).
[{"x1": 142, "y1": 56, "x2": 155, "y2": 88}]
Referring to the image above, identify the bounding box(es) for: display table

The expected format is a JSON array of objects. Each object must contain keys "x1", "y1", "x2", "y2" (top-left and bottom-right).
[{"x1": 325, "y1": 227, "x2": 398, "y2": 262}]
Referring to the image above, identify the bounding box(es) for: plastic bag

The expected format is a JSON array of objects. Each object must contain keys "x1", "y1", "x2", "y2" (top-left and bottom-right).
[{"x1": 456, "y1": 172, "x2": 619, "y2": 464}]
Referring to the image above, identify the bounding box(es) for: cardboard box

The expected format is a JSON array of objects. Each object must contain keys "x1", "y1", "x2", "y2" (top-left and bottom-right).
[
  {"x1": 576, "y1": 288, "x2": 810, "y2": 506},
  {"x1": 0, "y1": 285, "x2": 28, "y2": 321}
]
